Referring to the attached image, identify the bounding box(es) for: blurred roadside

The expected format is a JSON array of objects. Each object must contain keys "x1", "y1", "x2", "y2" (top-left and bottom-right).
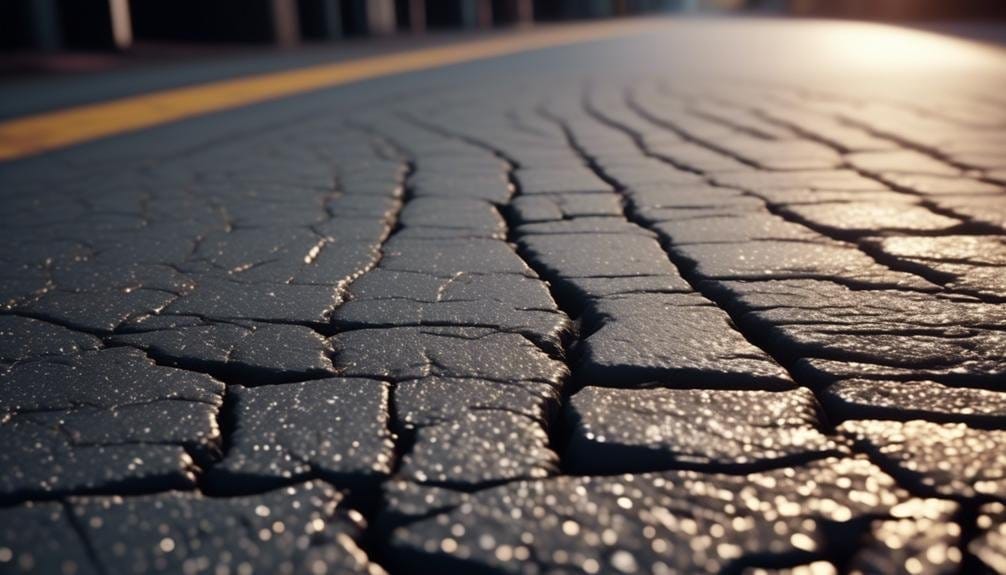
[{"x1": 1, "y1": 0, "x2": 1004, "y2": 79}]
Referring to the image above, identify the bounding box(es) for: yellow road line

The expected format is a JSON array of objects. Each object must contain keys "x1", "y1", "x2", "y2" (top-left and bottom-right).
[{"x1": 0, "y1": 19, "x2": 659, "y2": 161}]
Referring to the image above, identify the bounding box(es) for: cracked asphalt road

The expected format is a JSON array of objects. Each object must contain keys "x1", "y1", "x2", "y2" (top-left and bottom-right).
[{"x1": 2, "y1": 17, "x2": 1006, "y2": 575}]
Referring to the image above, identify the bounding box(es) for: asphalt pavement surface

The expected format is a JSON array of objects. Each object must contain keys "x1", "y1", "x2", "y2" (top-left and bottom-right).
[{"x1": 1, "y1": 17, "x2": 1005, "y2": 575}]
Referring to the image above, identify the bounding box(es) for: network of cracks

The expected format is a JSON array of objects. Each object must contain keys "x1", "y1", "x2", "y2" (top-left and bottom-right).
[{"x1": 1, "y1": 77, "x2": 1005, "y2": 574}]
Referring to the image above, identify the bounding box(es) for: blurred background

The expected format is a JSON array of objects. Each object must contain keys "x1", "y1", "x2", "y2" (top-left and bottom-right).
[{"x1": 2, "y1": 0, "x2": 1005, "y2": 74}]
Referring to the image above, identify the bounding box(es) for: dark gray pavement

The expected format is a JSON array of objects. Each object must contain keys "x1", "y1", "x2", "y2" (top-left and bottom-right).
[{"x1": 1, "y1": 17, "x2": 1005, "y2": 575}]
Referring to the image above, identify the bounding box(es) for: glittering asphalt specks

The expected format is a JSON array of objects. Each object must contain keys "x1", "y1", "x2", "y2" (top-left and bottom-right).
[{"x1": 2, "y1": 21, "x2": 1006, "y2": 575}]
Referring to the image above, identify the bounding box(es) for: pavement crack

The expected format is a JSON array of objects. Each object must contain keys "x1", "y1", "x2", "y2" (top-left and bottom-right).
[
  {"x1": 397, "y1": 111, "x2": 579, "y2": 472},
  {"x1": 620, "y1": 86, "x2": 950, "y2": 292},
  {"x1": 543, "y1": 89, "x2": 857, "y2": 464}
]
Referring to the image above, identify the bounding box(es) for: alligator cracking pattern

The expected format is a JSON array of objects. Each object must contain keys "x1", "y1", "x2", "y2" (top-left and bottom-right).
[{"x1": 2, "y1": 66, "x2": 1006, "y2": 575}]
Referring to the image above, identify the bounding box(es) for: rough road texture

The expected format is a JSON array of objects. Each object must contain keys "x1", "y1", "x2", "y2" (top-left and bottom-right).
[{"x1": 2, "y1": 18, "x2": 1006, "y2": 575}]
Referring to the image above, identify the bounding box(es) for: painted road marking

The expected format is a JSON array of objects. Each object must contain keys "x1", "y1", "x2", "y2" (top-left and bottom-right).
[{"x1": 0, "y1": 19, "x2": 661, "y2": 161}]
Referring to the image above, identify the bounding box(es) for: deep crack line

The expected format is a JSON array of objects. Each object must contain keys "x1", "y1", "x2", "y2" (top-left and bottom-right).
[
  {"x1": 331, "y1": 124, "x2": 411, "y2": 301},
  {"x1": 394, "y1": 110, "x2": 581, "y2": 473},
  {"x1": 314, "y1": 121, "x2": 416, "y2": 575},
  {"x1": 577, "y1": 91, "x2": 917, "y2": 395},
  {"x1": 620, "y1": 87, "x2": 957, "y2": 293},
  {"x1": 563, "y1": 89, "x2": 1006, "y2": 553},
  {"x1": 541, "y1": 93, "x2": 822, "y2": 413},
  {"x1": 629, "y1": 84, "x2": 1006, "y2": 303}
]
